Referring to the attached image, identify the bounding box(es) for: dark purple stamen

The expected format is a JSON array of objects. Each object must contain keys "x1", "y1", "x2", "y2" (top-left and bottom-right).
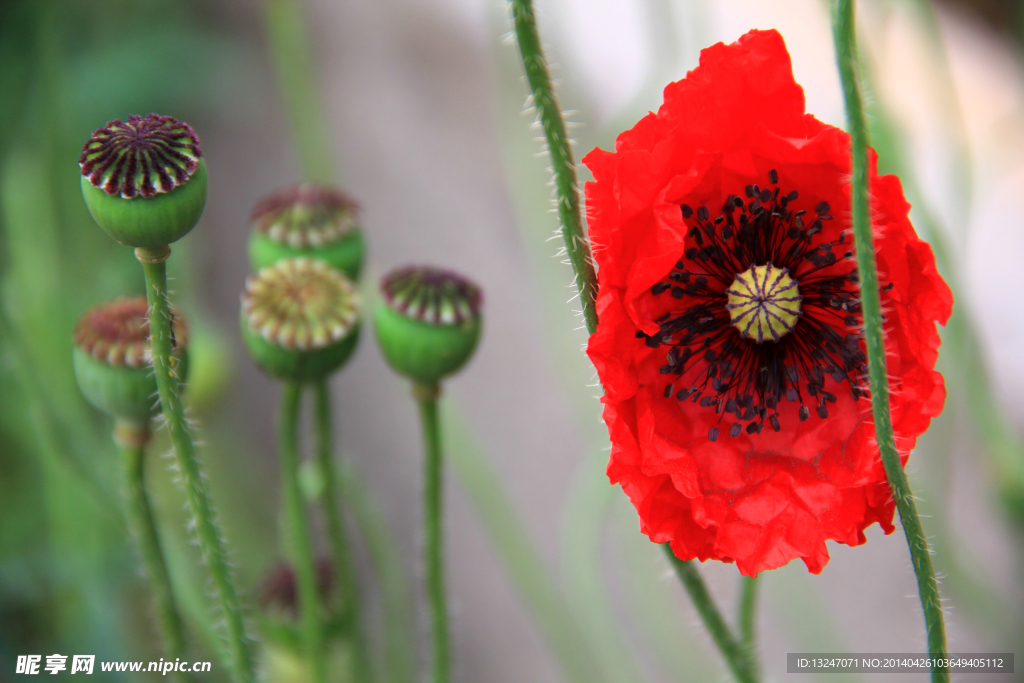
[{"x1": 643, "y1": 170, "x2": 876, "y2": 440}]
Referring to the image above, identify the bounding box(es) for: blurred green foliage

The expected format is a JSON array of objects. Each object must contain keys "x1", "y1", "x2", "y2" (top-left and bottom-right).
[{"x1": 0, "y1": 0, "x2": 248, "y2": 678}]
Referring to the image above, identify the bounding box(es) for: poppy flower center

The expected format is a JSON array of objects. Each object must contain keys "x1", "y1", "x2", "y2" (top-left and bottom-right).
[
  {"x1": 726, "y1": 263, "x2": 802, "y2": 343},
  {"x1": 79, "y1": 114, "x2": 202, "y2": 199},
  {"x1": 638, "y1": 170, "x2": 870, "y2": 442}
]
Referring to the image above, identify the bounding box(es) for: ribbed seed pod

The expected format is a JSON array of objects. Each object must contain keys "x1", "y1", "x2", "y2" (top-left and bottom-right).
[
  {"x1": 73, "y1": 296, "x2": 189, "y2": 422},
  {"x1": 374, "y1": 266, "x2": 482, "y2": 385},
  {"x1": 79, "y1": 113, "x2": 208, "y2": 248},
  {"x1": 249, "y1": 183, "x2": 364, "y2": 279},
  {"x1": 241, "y1": 258, "x2": 361, "y2": 382}
]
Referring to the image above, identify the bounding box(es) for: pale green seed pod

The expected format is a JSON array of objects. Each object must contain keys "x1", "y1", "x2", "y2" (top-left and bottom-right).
[
  {"x1": 374, "y1": 266, "x2": 481, "y2": 385},
  {"x1": 249, "y1": 183, "x2": 364, "y2": 279},
  {"x1": 241, "y1": 258, "x2": 361, "y2": 382},
  {"x1": 73, "y1": 296, "x2": 188, "y2": 422},
  {"x1": 79, "y1": 114, "x2": 207, "y2": 248}
]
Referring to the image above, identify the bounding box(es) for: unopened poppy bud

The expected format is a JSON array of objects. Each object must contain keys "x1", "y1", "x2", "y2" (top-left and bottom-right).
[
  {"x1": 374, "y1": 266, "x2": 482, "y2": 385},
  {"x1": 249, "y1": 183, "x2": 364, "y2": 279},
  {"x1": 258, "y1": 558, "x2": 333, "y2": 620},
  {"x1": 241, "y1": 258, "x2": 360, "y2": 382},
  {"x1": 73, "y1": 296, "x2": 189, "y2": 422},
  {"x1": 79, "y1": 113, "x2": 208, "y2": 248}
]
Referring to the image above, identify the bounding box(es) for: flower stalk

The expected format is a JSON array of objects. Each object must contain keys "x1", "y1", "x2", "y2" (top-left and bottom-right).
[
  {"x1": 115, "y1": 419, "x2": 189, "y2": 682},
  {"x1": 279, "y1": 382, "x2": 327, "y2": 683},
  {"x1": 509, "y1": 3, "x2": 762, "y2": 679},
  {"x1": 737, "y1": 575, "x2": 759, "y2": 659},
  {"x1": 313, "y1": 379, "x2": 370, "y2": 680},
  {"x1": 136, "y1": 246, "x2": 255, "y2": 683},
  {"x1": 510, "y1": 0, "x2": 598, "y2": 335},
  {"x1": 374, "y1": 266, "x2": 480, "y2": 683},
  {"x1": 259, "y1": 3, "x2": 369, "y2": 669},
  {"x1": 662, "y1": 546, "x2": 758, "y2": 683},
  {"x1": 831, "y1": 2, "x2": 949, "y2": 680},
  {"x1": 416, "y1": 382, "x2": 450, "y2": 683}
]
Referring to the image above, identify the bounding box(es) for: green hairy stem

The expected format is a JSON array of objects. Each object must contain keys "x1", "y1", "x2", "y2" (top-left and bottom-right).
[
  {"x1": 116, "y1": 423, "x2": 189, "y2": 682},
  {"x1": 737, "y1": 575, "x2": 760, "y2": 678},
  {"x1": 663, "y1": 547, "x2": 759, "y2": 683},
  {"x1": 313, "y1": 380, "x2": 370, "y2": 680},
  {"x1": 137, "y1": 248, "x2": 255, "y2": 683},
  {"x1": 416, "y1": 382, "x2": 449, "y2": 683},
  {"x1": 279, "y1": 382, "x2": 327, "y2": 683},
  {"x1": 831, "y1": 2, "x2": 949, "y2": 680},
  {"x1": 510, "y1": 0, "x2": 598, "y2": 335},
  {"x1": 509, "y1": 2, "x2": 762, "y2": 680}
]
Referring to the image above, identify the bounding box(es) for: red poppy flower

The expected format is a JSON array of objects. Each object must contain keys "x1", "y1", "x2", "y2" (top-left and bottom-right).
[{"x1": 582, "y1": 29, "x2": 952, "y2": 576}]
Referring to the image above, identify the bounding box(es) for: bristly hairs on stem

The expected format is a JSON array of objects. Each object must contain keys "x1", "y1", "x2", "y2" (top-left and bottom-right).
[
  {"x1": 138, "y1": 252, "x2": 256, "y2": 683},
  {"x1": 509, "y1": 3, "x2": 764, "y2": 681},
  {"x1": 119, "y1": 437, "x2": 190, "y2": 682},
  {"x1": 509, "y1": 0, "x2": 598, "y2": 336},
  {"x1": 831, "y1": 2, "x2": 949, "y2": 681}
]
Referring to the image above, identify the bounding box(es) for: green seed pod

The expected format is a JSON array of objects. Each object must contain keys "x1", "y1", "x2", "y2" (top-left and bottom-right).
[
  {"x1": 79, "y1": 114, "x2": 208, "y2": 248},
  {"x1": 374, "y1": 266, "x2": 482, "y2": 385},
  {"x1": 73, "y1": 296, "x2": 189, "y2": 422},
  {"x1": 241, "y1": 258, "x2": 361, "y2": 382},
  {"x1": 249, "y1": 184, "x2": 364, "y2": 279}
]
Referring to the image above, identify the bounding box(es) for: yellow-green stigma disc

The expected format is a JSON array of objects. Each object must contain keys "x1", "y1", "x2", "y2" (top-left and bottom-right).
[
  {"x1": 241, "y1": 258, "x2": 361, "y2": 382},
  {"x1": 725, "y1": 263, "x2": 802, "y2": 343}
]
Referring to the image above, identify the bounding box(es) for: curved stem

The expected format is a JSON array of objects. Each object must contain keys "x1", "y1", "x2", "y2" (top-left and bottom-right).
[
  {"x1": 509, "y1": 5, "x2": 756, "y2": 679},
  {"x1": 736, "y1": 575, "x2": 759, "y2": 672},
  {"x1": 415, "y1": 382, "x2": 449, "y2": 683},
  {"x1": 662, "y1": 546, "x2": 758, "y2": 683},
  {"x1": 313, "y1": 379, "x2": 371, "y2": 681},
  {"x1": 510, "y1": 0, "x2": 598, "y2": 335},
  {"x1": 831, "y1": 3, "x2": 949, "y2": 681},
  {"x1": 279, "y1": 382, "x2": 327, "y2": 683},
  {"x1": 115, "y1": 420, "x2": 189, "y2": 682},
  {"x1": 136, "y1": 247, "x2": 255, "y2": 683}
]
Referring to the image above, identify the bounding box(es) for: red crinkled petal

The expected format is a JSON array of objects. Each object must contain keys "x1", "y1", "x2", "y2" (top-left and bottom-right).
[{"x1": 584, "y1": 29, "x2": 951, "y2": 576}]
